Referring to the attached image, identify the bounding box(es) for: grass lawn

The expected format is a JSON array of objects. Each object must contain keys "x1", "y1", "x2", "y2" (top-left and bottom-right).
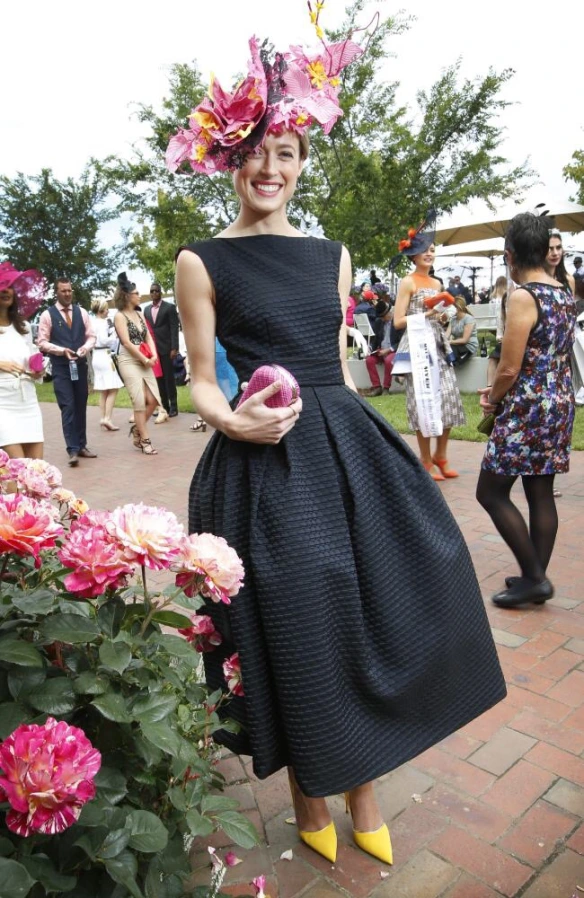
[
  {"x1": 36, "y1": 382, "x2": 584, "y2": 450},
  {"x1": 36, "y1": 382, "x2": 197, "y2": 414}
]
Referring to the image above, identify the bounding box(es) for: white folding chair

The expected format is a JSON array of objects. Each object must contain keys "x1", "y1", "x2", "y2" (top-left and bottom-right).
[{"x1": 353, "y1": 313, "x2": 375, "y2": 351}]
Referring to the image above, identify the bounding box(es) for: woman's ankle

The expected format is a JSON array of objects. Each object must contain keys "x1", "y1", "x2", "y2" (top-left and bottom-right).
[
  {"x1": 347, "y1": 784, "x2": 383, "y2": 833},
  {"x1": 288, "y1": 769, "x2": 331, "y2": 832}
]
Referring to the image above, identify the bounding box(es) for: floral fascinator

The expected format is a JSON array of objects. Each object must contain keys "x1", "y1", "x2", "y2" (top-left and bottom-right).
[
  {"x1": 166, "y1": 2, "x2": 373, "y2": 175},
  {"x1": 388, "y1": 211, "x2": 437, "y2": 270},
  {"x1": 0, "y1": 262, "x2": 47, "y2": 319}
]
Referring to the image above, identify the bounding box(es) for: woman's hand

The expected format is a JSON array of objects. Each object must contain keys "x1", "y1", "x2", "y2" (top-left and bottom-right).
[
  {"x1": 478, "y1": 387, "x2": 499, "y2": 414},
  {"x1": 228, "y1": 382, "x2": 303, "y2": 444},
  {"x1": 0, "y1": 360, "x2": 25, "y2": 375}
]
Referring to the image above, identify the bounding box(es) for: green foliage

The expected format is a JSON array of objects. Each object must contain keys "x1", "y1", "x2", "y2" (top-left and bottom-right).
[
  {"x1": 0, "y1": 541, "x2": 257, "y2": 897},
  {"x1": 99, "y1": 0, "x2": 533, "y2": 277},
  {"x1": 298, "y1": 1, "x2": 534, "y2": 265},
  {"x1": 564, "y1": 148, "x2": 584, "y2": 204},
  {"x1": 0, "y1": 167, "x2": 123, "y2": 307}
]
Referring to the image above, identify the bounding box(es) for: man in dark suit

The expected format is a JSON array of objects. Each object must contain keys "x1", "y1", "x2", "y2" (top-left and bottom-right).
[
  {"x1": 37, "y1": 278, "x2": 97, "y2": 466},
  {"x1": 144, "y1": 283, "x2": 180, "y2": 416}
]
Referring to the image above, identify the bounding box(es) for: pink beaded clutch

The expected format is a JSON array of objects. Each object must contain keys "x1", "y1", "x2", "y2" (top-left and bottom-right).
[
  {"x1": 237, "y1": 364, "x2": 300, "y2": 409},
  {"x1": 27, "y1": 352, "x2": 45, "y2": 373}
]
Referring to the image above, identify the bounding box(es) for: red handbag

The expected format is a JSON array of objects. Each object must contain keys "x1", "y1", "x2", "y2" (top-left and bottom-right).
[
  {"x1": 237, "y1": 364, "x2": 300, "y2": 408},
  {"x1": 139, "y1": 342, "x2": 153, "y2": 359}
]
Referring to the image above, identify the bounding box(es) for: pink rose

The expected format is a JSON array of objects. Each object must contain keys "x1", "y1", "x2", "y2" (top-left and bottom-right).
[
  {"x1": 223, "y1": 652, "x2": 244, "y2": 696},
  {"x1": 0, "y1": 493, "x2": 63, "y2": 566},
  {"x1": 178, "y1": 614, "x2": 223, "y2": 653},
  {"x1": 3, "y1": 458, "x2": 62, "y2": 500},
  {"x1": 175, "y1": 533, "x2": 244, "y2": 604},
  {"x1": 109, "y1": 503, "x2": 184, "y2": 571},
  {"x1": 58, "y1": 525, "x2": 133, "y2": 598},
  {"x1": 0, "y1": 718, "x2": 101, "y2": 836}
]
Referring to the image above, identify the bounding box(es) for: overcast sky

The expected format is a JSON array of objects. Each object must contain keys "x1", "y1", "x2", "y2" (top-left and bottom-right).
[{"x1": 3, "y1": 0, "x2": 583, "y2": 290}]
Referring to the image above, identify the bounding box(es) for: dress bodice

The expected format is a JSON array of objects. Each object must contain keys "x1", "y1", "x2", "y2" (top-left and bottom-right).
[
  {"x1": 0, "y1": 325, "x2": 33, "y2": 375},
  {"x1": 123, "y1": 315, "x2": 147, "y2": 346},
  {"x1": 181, "y1": 235, "x2": 344, "y2": 386},
  {"x1": 521, "y1": 282, "x2": 576, "y2": 374}
]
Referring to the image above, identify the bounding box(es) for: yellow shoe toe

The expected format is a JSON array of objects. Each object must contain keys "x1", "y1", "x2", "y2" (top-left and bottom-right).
[
  {"x1": 300, "y1": 821, "x2": 337, "y2": 863},
  {"x1": 353, "y1": 823, "x2": 393, "y2": 865}
]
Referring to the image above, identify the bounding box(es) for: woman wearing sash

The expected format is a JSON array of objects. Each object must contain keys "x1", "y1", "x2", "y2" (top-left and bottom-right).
[{"x1": 392, "y1": 219, "x2": 465, "y2": 481}]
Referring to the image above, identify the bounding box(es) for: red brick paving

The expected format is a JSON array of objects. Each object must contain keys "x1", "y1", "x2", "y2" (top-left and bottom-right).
[{"x1": 40, "y1": 403, "x2": 584, "y2": 897}]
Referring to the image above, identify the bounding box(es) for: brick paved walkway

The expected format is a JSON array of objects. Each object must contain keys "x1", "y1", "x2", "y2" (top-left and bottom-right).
[{"x1": 41, "y1": 403, "x2": 584, "y2": 898}]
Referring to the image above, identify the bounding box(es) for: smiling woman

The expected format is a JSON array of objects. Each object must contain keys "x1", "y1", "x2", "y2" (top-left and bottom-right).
[{"x1": 169, "y1": 2, "x2": 505, "y2": 872}]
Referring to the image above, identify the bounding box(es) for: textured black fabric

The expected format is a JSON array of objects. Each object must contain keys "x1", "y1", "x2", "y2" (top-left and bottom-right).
[{"x1": 183, "y1": 235, "x2": 506, "y2": 797}]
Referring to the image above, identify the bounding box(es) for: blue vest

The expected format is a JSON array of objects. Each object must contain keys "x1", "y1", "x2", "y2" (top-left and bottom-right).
[{"x1": 48, "y1": 305, "x2": 87, "y2": 370}]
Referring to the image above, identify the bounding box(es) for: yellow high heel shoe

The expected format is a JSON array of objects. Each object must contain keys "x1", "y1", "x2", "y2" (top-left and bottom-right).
[
  {"x1": 299, "y1": 821, "x2": 337, "y2": 863},
  {"x1": 288, "y1": 771, "x2": 337, "y2": 863},
  {"x1": 345, "y1": 794, "x2": 393, "y2": 865}
]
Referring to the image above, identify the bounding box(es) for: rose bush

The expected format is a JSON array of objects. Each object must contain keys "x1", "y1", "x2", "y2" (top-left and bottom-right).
[{"x1": 0, "y1": 452, "x2": 257, "y2": 898}]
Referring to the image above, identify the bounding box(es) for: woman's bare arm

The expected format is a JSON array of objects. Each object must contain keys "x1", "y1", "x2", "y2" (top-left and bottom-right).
[{"x1": 338, "y1": 246, "x2": 357, "y2": 391}]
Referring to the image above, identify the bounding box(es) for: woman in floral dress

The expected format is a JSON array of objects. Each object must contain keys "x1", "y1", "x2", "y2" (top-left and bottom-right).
[{"x1": 477, "y1": 212, "x2": 576, "y2": 608}]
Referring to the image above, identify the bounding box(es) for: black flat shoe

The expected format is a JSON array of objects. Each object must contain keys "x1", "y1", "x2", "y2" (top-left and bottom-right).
[
  {"x1": 505, "y1": 575, "x2": 522, "y2": 589},
  {"x1": 492, "y1": 579, "x2": 554, "y2": 608}
]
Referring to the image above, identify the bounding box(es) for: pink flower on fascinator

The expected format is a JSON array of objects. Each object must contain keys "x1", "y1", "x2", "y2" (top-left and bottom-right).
[
  {"x1": 198, "y1": 38, "x2": 267, "y2": 146},
  {"x1": 166, "y1": 38, "x2": 267, "y2": 174},
  {"x1": 277, "y1": 39, "x2": 363, "y2": 134}
]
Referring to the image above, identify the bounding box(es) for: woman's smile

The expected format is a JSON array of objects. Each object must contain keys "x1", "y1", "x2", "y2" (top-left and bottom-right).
[{"x1": 252, "y1": 181, "x2": 283, "y2": 197}]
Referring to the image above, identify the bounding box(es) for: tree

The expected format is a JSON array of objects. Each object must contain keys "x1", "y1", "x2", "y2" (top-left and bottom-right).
[
  {"x1": 564, "y1": 149, "x2": 584, "y2": 204},
  {"x1": 101, "y1": 0, "x2": 533, "y2": 273},
  {"x1": 0, "y1": 167, "x2": 123, "y2": 306}
]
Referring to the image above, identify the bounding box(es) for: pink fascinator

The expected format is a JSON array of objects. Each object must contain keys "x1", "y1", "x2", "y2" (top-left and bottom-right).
[
  {"x1": 166, "y1": 2, "x2": 371, "y2": 175},
  {"x1": 0, "y1": 262, "x2": 47, "y2": 319}
]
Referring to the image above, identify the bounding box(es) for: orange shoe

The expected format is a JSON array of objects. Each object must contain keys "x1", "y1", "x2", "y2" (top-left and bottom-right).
[
  {"x1": 432, "y1": 456, "x2": 459, "y2": 478},
  {"x1": 422, "y1": 461, "x2": 445, "y2": 481}
]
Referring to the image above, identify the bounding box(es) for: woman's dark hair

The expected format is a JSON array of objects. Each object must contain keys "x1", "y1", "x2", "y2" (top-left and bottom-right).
[
  {"x1": 3, "y1": 288, "x2": 27, "y2": 335},
  {"x1": 553, "y1": 254, "x2": 570, "y2": 290},
  {"x1": 504, "y1": 213, "x2": 551, "y2": 270}
]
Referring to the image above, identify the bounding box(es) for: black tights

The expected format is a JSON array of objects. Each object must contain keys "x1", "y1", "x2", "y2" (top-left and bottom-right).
[{"x1": 476, "y1": 470, "x2": 558, "y2": 582}]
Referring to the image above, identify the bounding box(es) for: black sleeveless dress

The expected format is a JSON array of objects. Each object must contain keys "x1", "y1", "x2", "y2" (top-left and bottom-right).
[{"x1": 182, "y1": 235, "x2": 505, "y2": 798}]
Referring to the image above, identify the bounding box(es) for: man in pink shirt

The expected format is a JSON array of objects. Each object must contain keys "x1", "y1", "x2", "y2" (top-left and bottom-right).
[{"x1": 37, "y1": 278, "x2": 97, "y2": 466}]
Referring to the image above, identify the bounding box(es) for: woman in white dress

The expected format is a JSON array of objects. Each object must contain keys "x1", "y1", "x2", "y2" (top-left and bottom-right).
[
  {"x1": 0, "y1": 262, "x2": 46, "y2": 458},
  {"x1": 90, "y1": 299, "x2": 123, "y2": 431}
]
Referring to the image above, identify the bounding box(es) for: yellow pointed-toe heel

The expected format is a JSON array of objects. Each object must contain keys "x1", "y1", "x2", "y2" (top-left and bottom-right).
[
  {"x1": 299, "y1": 820, "x2": 337, "y2": 863},
  {"x1": 353, "y1": 824, "x2": 393, "y2": 865},
  {"x1": 345, "y1": 794, "x2": 393, "y2": 865}
]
